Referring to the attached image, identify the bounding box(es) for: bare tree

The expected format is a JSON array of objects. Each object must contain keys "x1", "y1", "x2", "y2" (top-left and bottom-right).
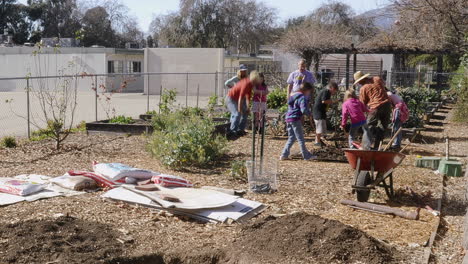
[
  {"x1": 279, "y1": 2, "x2": 374, "y2": 72},
  {"x1": 26, "y1": 44, "x2": 82, "y2": 149}
]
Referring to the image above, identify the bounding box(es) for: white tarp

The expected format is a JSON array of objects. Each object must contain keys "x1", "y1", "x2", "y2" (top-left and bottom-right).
[{"x1": 102, "y1": 187, "x2": 265, "y2": 223}]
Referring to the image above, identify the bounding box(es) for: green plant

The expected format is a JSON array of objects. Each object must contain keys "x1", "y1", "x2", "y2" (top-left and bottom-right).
[
  {"x1": 267, "y1": 87, "x2": 288, "y2": 109},
  {"x1": 1, "y1": 136, "x2": 17, "y2": 148},
  {"x1": 109, "y1": 115, "x2": 135, "y2": 124},
  {"x1": 397, "y1": 86, "x2": 439, "y2": 128},
  {"x1": 146, "y1": 110, "x2": 157, "y2": 115},
  {"x1": 208, "y1": 95, "x2": 218, "y2": 113},
  {"x1": 159, "y1": 88, "x2": 177, "y2": 114},
  {"x1": 228, "y1": 160, "x2": 247, "y2": 182},
  {"x1": 180, "y1": 107, "x2": 204, "y2": 117},
  {"x1": 148, "y1": 110, "x2": 227, "y2": 169},
  {"x1": 450, "y1": 51, "x2": 468, "y2": 122}
]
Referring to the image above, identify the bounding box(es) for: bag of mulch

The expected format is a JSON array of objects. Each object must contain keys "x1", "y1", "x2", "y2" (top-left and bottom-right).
[
  {"x1": 151, "y1": 174, "x2": 193, "y2": 188},
  {"x1": 92, "y1": 162, "x2": 157, "y2": 181},
  {"x1": 50, "y1": 174, "x2": 98, "y2": 191},
  {"x1": 0, "y1": 178, "x2": 46, "y2": 196}
]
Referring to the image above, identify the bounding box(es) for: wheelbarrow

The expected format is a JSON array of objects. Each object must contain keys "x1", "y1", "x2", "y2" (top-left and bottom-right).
[{"x1": 344, "y1": 149, "x2": 406, "y2": 202}]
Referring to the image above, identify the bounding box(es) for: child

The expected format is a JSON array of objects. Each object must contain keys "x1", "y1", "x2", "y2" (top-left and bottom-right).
[
  {"x1": 387, "y1": 90, "x2": 409, "y2": 149},
  {"x1": 312, "y1": 81, "x2": 339, "y2": 147},
  {"x1": 252, "y1": 72, "x2": 269, "y2": 133},
  {"x1": 280, "y1": 82, "x2": 316, "y2": 161},
  {"x1": 341, "y1": 89, "x2": 371, "y2": 150}
]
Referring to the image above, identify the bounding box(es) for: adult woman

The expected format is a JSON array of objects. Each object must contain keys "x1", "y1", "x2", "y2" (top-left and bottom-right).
[
  {"x1": 226, "y1": 71, "x2": 262, "y2": 136},
  {"x1": 225, "y1": 64, "x2": 248, "y2": 89}
]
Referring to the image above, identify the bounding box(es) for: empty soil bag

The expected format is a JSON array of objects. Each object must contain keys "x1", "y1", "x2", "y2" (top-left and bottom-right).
[
  {"x1": 151, "y1": 174, "x2": 193, "y2": 188},
  {"x1": 0, "y1": 178, "x2": 46, "y2": 196},
  {"x1": 50, "y1": 174, "x2": 97, "y2": 191},
  {"x1": 93, "y1": 162, "x2": 157, "y2": 181}
]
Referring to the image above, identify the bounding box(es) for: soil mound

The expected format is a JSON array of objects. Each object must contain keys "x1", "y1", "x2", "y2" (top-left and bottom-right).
[
  {"x1": 0, "y1": 216, "x2": 124, "y2": 264},
  {"x1": 226, "y1": 212, "x2": 397, "y2": 264}
]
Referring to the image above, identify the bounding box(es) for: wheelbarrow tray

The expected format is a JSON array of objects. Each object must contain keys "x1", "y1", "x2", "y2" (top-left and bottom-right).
[{"x1": 344, "y1": 149, "x2": 406, "y2": 173}]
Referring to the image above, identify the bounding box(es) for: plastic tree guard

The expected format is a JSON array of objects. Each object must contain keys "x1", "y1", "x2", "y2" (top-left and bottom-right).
[
  {"x1": 415, "y1": 156, "x2": 441, "y2": 170},
  {"x1": 438, "y1": 159, "x2": 463, "y2": 177}
]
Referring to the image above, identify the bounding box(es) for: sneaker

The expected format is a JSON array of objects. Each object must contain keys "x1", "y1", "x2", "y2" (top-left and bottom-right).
[
  {"x1": 304, "y1": 155, "x2": 318, "y2": 161},
  {"x1": 279, "y1": 156, "x2": 290, "y2": 161}
]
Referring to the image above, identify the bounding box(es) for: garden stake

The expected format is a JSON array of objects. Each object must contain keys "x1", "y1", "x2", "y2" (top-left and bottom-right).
[
  {"x1": 158, "y1": 85, "x2": 163, "y2": 114},
  {"x1": 251, "y1": 111, "x2": 256, "y2": 179},
  {"x1": 259, "y1": 109, "x2": 266, "y2": 175},
  {"x1": 445, "y1": 136, "x2": 450, "y2": 160}
]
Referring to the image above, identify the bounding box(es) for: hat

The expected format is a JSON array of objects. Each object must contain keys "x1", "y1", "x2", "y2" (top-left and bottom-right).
[
  {"x1": 353, "y1": 71, "x2": 370, "y2": 85},
  {"x1": 239, "y1": 64, "x2": 248, "y2": 71}
]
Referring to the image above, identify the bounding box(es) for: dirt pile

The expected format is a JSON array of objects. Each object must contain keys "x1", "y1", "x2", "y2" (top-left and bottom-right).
[
  {"x1": 225, "y1": 212, "x2": 397, "y2": 264},
  {"x1": 0, "y1": 216, "x2": 125, "y2": 264}
]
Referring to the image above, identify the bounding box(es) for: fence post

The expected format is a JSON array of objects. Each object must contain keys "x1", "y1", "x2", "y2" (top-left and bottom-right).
[
  {"x1": 185, "y1": 72, "x2": 189, "y2": 107},
  {"x1": 337, "y1": 67, "x2": 340, "y2": 80},
  {"x1": 147, "y1": 73, "x2": 150, "y2": 113},
  {"x1": 26, "y1": 78, "x2": 31, "y2": 139},
  {"x1": 345, "y1": 54, "x2": 350, "y2": 90},
  {"x1": 196, "y1": 84, "x2": 200, "y2": 108},
  {"x1": 215, "y1": 71, "x2": 218, "y2": 104},
  {"x1": 94, "y1": 75, "x2": 98, "y2": 121},
  {"x1": 158, "y1": 84, "x2": 163, "y2": 114}
]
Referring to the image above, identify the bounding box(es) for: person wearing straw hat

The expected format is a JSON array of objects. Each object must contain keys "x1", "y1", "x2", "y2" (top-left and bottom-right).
[{"x1": 354, "y1": 71, "x2": 391, "y2": 150}]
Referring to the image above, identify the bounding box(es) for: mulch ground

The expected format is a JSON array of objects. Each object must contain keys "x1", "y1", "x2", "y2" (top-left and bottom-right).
[{"x1": 0, "y1": 104, "x2": 466, "y2": 263}]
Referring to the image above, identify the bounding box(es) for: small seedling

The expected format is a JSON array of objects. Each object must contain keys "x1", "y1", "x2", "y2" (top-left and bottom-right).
[
  {"x1": 1, "y1": 136, "x2": 17, "y2": 148},
  {"x1": 228, "y1": 160, "x2": 247, "y2": 182}
]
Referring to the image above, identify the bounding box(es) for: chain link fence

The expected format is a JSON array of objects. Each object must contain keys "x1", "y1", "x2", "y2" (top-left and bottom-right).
[{"x1": 0, "y1": 71, "x2": 463, "y2": 138}]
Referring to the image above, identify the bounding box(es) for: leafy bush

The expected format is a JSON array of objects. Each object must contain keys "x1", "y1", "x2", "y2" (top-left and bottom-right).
[
  {"x1": 148, "y1": 110, "x2": 227, "y2": 169},
  {"x1": 109, "y1": 115, "x2": 134, "y2": 124},
  {"x1": 1, "y1": 136, "x2": 17, "y2": 148},
  {"x1": 267, "y1": 87, "x2": 288, "y2": 110},
  {"x1": 228, "y1": 160, "x2": 247, "y2": 182},
  {"x1": 397, "y1": 87, "x2": 438, "y2": 128},
  {"x1": 159, "y1": 88, "x2": 177, "y2": 114},
  {"x1": 146, "y1": 110, "x2": 157, "y2": 115},
  {"x1": 450, "y1": 52, "x2": 468, "y2": 122}
]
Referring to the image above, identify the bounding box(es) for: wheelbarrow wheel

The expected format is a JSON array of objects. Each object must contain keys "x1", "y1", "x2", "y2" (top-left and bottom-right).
[{"x1": 356, "y1": 171, "x2": 371, "y2": 202}]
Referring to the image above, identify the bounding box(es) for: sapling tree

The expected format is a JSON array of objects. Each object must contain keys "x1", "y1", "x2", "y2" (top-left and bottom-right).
[{"x1": 24, "y1": 43, "x2": 82, "y2": 149}]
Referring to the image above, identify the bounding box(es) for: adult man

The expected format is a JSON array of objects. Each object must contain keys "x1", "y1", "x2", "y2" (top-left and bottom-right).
[
  {"x1": 354, "y1": 71, "x2": 392, "y2": 149},
  {"x1": 312, "y1": 81, "x2": 339, "y2": 146},
  {"x1": 287, "y1": 59, "x2": 316, "y2": 96},
  {"x1": 225, "y1": 64, "x2": 248, "y2": 89}
]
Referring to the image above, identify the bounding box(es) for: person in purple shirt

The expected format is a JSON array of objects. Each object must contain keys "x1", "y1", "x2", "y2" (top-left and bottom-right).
[
  {"x1": 287, "y1": 59, "x2": 316, "y2": 96},
  {"x1": 280, "y1": 82, "x2": 317, "y2": 161}
]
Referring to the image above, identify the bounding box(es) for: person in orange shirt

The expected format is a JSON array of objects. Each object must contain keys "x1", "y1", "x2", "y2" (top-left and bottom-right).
[
  {"x1": 354, "y1": 71, "x2": 391, "y2": 149},
  {"x1": 226, "y1": 71, "x2": 262, "y2": 136}
]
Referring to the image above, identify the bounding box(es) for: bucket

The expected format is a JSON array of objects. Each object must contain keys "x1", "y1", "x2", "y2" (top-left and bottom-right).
[{"x1": 245, "y1": 159, "x2": 278, "y2": 193}]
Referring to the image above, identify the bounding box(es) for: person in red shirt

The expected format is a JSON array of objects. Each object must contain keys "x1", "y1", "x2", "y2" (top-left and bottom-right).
[
  {"x1": 354, "y1": 71, "x2": 391, "y2": 149},
  {"x1": 226, "y1": 71, "x2": 262, "y2": 136}
]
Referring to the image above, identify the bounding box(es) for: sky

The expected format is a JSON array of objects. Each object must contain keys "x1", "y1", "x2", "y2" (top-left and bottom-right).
[{"x1": 18, "y1": 0, "x2": 390, "y2": 33}]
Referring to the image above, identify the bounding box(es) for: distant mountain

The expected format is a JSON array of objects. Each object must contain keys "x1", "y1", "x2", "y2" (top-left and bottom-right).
[{"x1": 358, "y1": 5, "x2": 399, "y2": 30}]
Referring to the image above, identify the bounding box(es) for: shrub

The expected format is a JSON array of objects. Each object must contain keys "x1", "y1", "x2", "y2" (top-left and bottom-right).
[
  {"x1": 450, "y1": 52, "x2": 468, "y2": 122},
  {"x1": 109, "y1": 115, "x2": 134, "y2": 124},
  {"x1": 1, "y1": 136, "x2": 17, "y2": 148},
  {"x1": 267, "y1": 87, "x2": 288, "y2": 110},
  {"x1": 148, "y1": 110, "x2": 227, "y2": 169},
  {"x1": 228, "y1": 160, "x2": 247, "y2": 182},
  {"x1": 159, "y1": 88, "x2": 177, "y2": 114},
  {"x1": 397, "y1": 87, "x2": 439, "y2": 128}
]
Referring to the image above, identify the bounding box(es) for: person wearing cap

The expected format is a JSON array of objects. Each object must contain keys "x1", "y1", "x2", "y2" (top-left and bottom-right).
[
  {"x1": 354, "y1": 71, "x2": 391, "y2": 149},
  {"x1": 225, "y1": 64, "x2": 248, "y2": 90},
  {"x1": 226, "y1": 71, "x2": 263, "y2": 136}
]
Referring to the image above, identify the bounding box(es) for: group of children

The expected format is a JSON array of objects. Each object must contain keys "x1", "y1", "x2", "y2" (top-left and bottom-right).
[{"x1": 225, "y1": 68, "x2": 407, "y2": 162}]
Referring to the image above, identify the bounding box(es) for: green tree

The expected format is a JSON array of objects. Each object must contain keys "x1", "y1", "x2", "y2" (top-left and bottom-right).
[
  {"x1": 81, "y1": 6, "x2": 115, "y2": 47},
  {"x1": 30, "y1": 0, "x2": 81, "y2": 38}
]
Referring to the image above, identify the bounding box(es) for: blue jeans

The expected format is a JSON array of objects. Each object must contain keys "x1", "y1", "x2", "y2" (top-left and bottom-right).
[
  {"x1": 349, "y1": 123, "x2": 371, "y2": 150},
  {"x1": 226, "y1": 96, "x2": 248, "y2": 133},
  {"x1": 392, "y1": 109, "x2": 402, "y2": 147},
  {"x1": 281, "y1": 121, "x2": 312, "y2": 159}
]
